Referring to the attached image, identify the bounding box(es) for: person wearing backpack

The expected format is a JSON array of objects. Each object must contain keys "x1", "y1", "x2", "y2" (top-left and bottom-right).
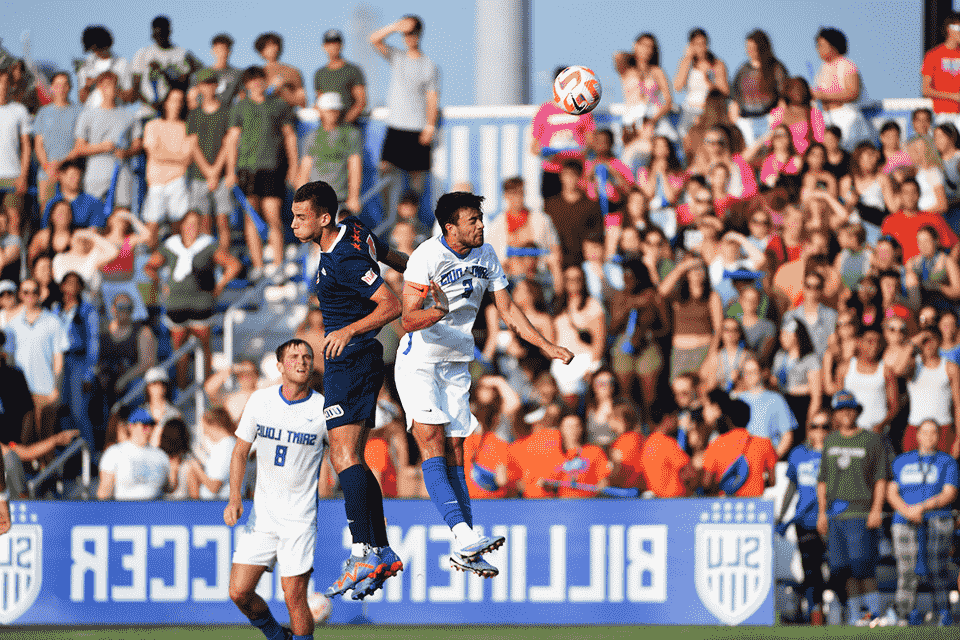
[{"x1": 700, "y1": 389, "x2": 777, "y2": 496}]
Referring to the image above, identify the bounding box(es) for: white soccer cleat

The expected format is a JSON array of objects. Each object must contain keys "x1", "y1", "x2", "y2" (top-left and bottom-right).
[{"x1": 450, "y1": 553, "x2": 499, "y2": 578}]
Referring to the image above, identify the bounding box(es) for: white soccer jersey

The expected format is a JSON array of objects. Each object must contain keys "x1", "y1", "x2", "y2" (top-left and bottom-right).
[
  {"x1": 235, "y1": 385, "x2": 328, "y2": 532},
  {"x1": 401, "y1": 236, "x2": 509, "y2": 362}
]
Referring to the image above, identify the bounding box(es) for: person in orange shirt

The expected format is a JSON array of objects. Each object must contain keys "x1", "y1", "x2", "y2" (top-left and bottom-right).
[
  {"x1": 542, "y1": 413, "x2": 610, "y2": 498},
  {"x1": 465, "y1": 375, "x2": 522, "y2": 498},
  {"x1": 510, "y1": 400, "x2": 565, "y2": 498},
  {"x1": 701, "y1": 390, "x2": 778, "y2": 497},
  {"x1": 365, "y1": 433, "x2": 398, "y2": 498},
  {"x1": 607, "y1": 401, "x2": 645, "y2": 490},
  {"x1": 640, "y1": 404, "x2": 698, "y2": 497}
]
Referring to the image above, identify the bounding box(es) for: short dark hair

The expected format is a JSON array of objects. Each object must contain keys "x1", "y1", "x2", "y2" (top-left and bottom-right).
[
  {"x1": 817, "y1": 27, "x2": 847, "y2": 55},
  {"x1": 595, "y1": 128, "x2": 615, "y2": 147},
  {"x1": 560, "y1": 158, "x2": 584, "y2": 176},
  {"x1": 403, "y1": 15, "x2": 424, "y2": 35},
  {"x1": 435, "y1": 191, "x2": 484, "y2": 232},
  {"x1": 293, "y1": 181, "x2": 339, "y2": 219},
  {"x1": 913, "y1": 107, "x2": 933, "y2": 122},
  {"x1": 240, "y1": 66, "x2": 266, "y2": 85},
  {"x1": 502, "y1": 176, "x2": 524, "y2": 192},
  {"x1": 918, "y1": 224, "x2": 941, "y2": 243},
  {"x1": 82, "y1": 25, "x2": 113, "y2": 51},
  {"x1": 824, "y1": 125, "x2": 842, "y2": 140},
  {"x1": 937, "y1": 122, "x2": 960, "y2": 149},
  {"x1": 399, "y1": 190, "x2": 420, "y2": 206},
  {"x1": 255, "y1": 32, "x2": 283, "y2": 55},
  {"x1": 880, "y1": 120, "x2": 901, "y2": 136},
  {"x1": 944, "y1": 12, "x2": 960, "y2": 37},
  {"x1": 60, "y1": 157, "x2": 86, "y2": 174},
  {"x1": 152, "y1": 15, "x2": 171, "y2": 31},
  {"x1": 212, "y1": 33, "x2": 234, "y2": 48},
  {"x1": 61, "y1": 271, "x2": 86, "y2": 291},
  {"x1": 276, "y1": 338, "x2": 313, "y2": 362}
]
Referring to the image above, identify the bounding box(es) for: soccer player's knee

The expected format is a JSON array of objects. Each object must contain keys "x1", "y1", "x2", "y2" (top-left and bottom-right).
[{"x1": 229, "y1": 582, "x2": 255, "y2": 607}]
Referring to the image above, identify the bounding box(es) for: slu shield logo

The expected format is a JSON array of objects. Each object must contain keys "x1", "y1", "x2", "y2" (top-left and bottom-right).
[
  {"x1": 0, "y1": 523, "x2": 42, "y2": 623},
  {"x1": 695, "y1": 523, "x2": 771, "y2": 625}
]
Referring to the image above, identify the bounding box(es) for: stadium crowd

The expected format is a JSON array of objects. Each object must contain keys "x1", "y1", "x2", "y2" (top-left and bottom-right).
[{"x1": 1, "y1": 10, "x2": 960, "y2": 628}]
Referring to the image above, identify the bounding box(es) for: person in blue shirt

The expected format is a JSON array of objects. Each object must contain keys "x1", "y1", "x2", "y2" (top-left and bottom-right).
[
  {"x1": 733, "y1": 353, "x2": 797, "y2": 459},
  {"x1": 291, "y1": 180, "x2": 408, "y2": 601},
  {"x1": 887, "y1": 419, "x2": 959, "y2": 627},
  {"x1": 40, "y1": 159, "x2": 106, "y2": 229},
  {"x1": 776, "y1": 408, "x2": 829, "y2": 624}
]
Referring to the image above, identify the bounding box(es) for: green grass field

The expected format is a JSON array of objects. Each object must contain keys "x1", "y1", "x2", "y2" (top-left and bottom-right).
[{"x1": 4, "y1": 626, "x2": 958, "y2": 640}]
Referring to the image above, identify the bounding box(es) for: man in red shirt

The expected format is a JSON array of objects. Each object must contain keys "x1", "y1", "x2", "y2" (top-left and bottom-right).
[
  {"x1": 880, "y1": 177, "x2": 958, "y2": 261},
  {"x1": 640, "y1": 407, "x2": 698, "y2": 498},
  {"x1": 701, "y1": 391, "x2": 777, "y2": 497},
  {"x1": 922, "y1": 13, "x2": 960, "y2": 125}
]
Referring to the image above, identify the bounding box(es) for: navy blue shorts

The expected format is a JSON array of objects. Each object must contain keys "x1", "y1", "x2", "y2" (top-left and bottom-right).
[
  {"x1": 322, "y1": 340, "x2": 384, "y2": 430},
  {"x1": 827, "y1": 516, "x2": 878, "y2": 579}
]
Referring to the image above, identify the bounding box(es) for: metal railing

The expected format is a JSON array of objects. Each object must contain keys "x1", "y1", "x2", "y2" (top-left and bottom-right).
[
  {"x1": 112, "y1": 334, "x2": 203, "y2": 417},
  {"x1": 27, "y1": 437, "x2": 92, "y2": 499}
]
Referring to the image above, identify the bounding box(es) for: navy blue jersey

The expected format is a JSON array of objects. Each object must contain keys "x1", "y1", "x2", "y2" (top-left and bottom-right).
[{"x1": 314, "y1": 217, "x2": 390, "y2": 345}]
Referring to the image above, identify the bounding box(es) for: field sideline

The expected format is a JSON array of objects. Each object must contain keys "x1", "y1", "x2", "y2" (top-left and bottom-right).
[{"x1": 3, "y1": 626, "x2": 957, "y2": 640}]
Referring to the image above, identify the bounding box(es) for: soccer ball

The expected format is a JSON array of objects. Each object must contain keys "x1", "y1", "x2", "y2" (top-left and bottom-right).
[
  {"x1": 307, "y1": 592, "x2": 332, "y2": 624},
  {"x1": 553, "y1": 66, "x2": 602, "y2": 115}
]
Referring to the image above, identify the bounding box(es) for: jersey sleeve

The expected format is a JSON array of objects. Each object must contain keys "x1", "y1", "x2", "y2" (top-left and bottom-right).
[
  {"x1": 482, "y1": 245, "x2": 510, "y2": 292},
  {"x1": 235, "y1": 392, "x2": 259, "y2": 444},
  {"x1": 403, "y1": 244, "x2": 431, "y2": 286},
  {"x1": 369, "y1": 226, "x2": 391, "y2": 263},
  {"x1": 338, "y1": 252, "x2": 385, "y2": 299}
]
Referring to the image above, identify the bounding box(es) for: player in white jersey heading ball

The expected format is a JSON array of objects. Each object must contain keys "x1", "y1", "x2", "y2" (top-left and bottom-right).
[
  {"x1": 397, "y1": 191, "x2": 574, "y2": 576},
  {"x1": 225, "y1": 338, "x2": 327, "y2": 640}
]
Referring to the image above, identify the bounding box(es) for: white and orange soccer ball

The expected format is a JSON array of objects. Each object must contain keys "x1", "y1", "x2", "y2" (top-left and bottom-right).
[
  {"x1": 553, "y1": 65, "x2": 602, "y2": 115},
  {"x1": 307, "y1": 592, "x2": 332, "y2": 624}
]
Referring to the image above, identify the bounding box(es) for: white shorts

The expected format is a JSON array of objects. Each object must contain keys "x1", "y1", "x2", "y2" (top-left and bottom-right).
[
  {"x1": 142, "y1": 176, "x2": 189, "y2": 224},
  {"x1": 394, "y1": 356, "x2": 479, "y2": 438},
  {"x1": 232, "y1": 521, "x2": 315, "y2": 577}
]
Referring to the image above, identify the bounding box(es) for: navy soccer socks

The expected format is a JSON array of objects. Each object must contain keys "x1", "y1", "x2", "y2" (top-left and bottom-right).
[
  {"x1": 338, "y1": 464, "x2": 373, "y2": 546},
  {"x1": 251, "y1": 613, "x2": 285, "y2": 640}
]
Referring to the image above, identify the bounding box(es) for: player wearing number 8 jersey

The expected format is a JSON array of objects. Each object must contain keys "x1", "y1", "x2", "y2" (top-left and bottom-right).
[
  {"x1": 224, "y1": 339, "x2": 328, "y2": 640},
  {"x1": 397, "y1": 191, "x2": 574, "y2": 577}
]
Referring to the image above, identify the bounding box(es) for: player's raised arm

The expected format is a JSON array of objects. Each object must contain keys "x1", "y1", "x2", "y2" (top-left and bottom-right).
[
  {"x1": 401, "y1": 280, "x2": 448, "y2": 333},
  {"x1": 224, "y1": 437, "x2": 253, "y2": 526},
  {"x1": 492, "y1": 287, "x2": 573, "y2": 364}
]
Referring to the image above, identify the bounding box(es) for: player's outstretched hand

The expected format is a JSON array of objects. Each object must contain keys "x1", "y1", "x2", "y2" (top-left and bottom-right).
[
  {"x1": 224, "y1": 500, "x2": 243, "y2": 527},
  {"x1": 321, "y1": 328, "x2": 354, "y2": 359},
  {"x1": 430, "y1": 281, "x2": 449, "y2": 315},
  {"x1": 543, "y1": 342, "x2": 574, "y2": 365}
]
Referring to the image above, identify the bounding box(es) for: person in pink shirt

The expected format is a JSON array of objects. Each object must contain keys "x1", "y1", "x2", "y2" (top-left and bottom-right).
[
  {"x1": 811, "y1": 27, "x2": 876, "y2": 150},
  {"x1": 768, "y1": 77, "x2": 825, "y2": 155},
  {"x1": 530, "y1": 66, "x2": 595, "y2": 201},
  {"x1": 880, "y1": 177, "x2": 958, "y2": 261},
  {"x1": 688, "y1": 125, "x2": 758, "y2": 200},
  {"x1": 746, "y1": 124, "x2": 802, "y2": 190},
  {"x1": 582, "y1": 129, "x2": 634, "y2": 215}
]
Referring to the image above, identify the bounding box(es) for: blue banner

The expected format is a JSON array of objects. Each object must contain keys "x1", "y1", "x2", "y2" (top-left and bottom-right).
[{"x1": 0, "y1": 498, "x2": 773, "y2": 626}]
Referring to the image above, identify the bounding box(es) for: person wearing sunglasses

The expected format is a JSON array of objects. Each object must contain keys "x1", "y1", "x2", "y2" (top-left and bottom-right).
[{"x1": 776, "y1": 409, "x2": 832, "y2": 625}]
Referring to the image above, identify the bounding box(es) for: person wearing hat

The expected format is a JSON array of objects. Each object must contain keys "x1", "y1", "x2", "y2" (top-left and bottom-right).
[
  {"x1": 97, "y1": 406, "x2": 171, "y2": 500},
  {"x1": 314, "y1": 29, "x2": 367, "y2": 126},
  {"x1": 817, "y1": 389, "x2": 891, "y2": 626},
  {"x1": 141, "y1": 366, "x2": 182, "y2": 438},
  {"x1": 295, "y1": 91, "x2": 361, "y2": 215},
  {"x1": 187, "y1": 65, "x2": 234, "y2": 248}
]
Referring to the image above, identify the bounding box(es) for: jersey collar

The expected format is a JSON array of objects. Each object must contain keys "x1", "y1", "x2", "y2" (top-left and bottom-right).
[
  {"x1": 440, "y1": 235, "x2": 473, "y2": 259},
  {"x1": 278, "y1": 386, "x2": 314, "y2": 405},
  {"x1": 321, "y1": 225, "x2": 347, "y2": 253}
]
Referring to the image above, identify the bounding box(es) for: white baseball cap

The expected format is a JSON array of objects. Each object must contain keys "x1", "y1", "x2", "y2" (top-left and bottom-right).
[{"x1": 318, "y1": 92, "x2": 343, "y2": 111}]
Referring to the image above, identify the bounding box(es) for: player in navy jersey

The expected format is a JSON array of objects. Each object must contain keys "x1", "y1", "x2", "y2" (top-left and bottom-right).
[{"x1": 291, "y1": 180, "x2": 407, "y2": 600}]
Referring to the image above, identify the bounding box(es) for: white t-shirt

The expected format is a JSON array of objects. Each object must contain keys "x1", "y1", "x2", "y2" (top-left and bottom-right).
[
  {"x1": 132, "y1": 44, "x2": 195, "y2": 104},
  {"x1": 235, "y1": 386, "x2": 328, "y2": 532},
  {"x1": 100, "y1": 441, "x2": 171, "y2": 500},
  {"x1": 199, "y1": 435, "x2": 236, "y2": 500},
  {"x1": 77, "y1": 54, "x2": 133, "y2": 108},
  {"x1": 0, "y1": 102, "x2": 31, "y2": 178},
  {"x1": 6, "y1": 309, "x2": 69, "y2": 396},
  {"x1": 401, "y1": 236, "x2": 509, "y2": 362}
]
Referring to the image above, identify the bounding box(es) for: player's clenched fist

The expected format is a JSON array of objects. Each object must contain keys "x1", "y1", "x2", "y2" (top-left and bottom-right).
[
  {"x1": 224, "y1": 500, "x2": 243, "y2": 527},
  {"x1": 544, "y1": 343, "x2": 574, "y2": 365}
]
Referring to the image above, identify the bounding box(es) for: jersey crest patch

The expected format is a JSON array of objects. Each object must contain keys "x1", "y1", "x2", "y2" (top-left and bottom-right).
[
  {"x1": 324, "y1": 405, "x2": 344, "y2": 420},
  {"x1": 361, "y1": 269, "x2": 377, "y2": 285}
]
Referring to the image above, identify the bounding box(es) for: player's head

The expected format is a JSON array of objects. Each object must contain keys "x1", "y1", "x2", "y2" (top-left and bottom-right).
[
  {"x1": 292, "y1": 181, "x2": 339, "y2": 241},
  {"x1": 435, "y1": 191, "x2": 485, "y2": 249},
  {"x1": 276, "y1": 338, "x2": 314, "y2": 385}
]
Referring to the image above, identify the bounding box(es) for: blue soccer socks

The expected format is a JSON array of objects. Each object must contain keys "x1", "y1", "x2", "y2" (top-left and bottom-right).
[
  {"x1": 446, "y1": 465, "x2": 473, "y2": 528},
  {"x1": 422, "y1": 456, "x2": 466, "y2": 529},
  {"x1": 251, "y1": 613, "x2": 285, "y2": 640}
]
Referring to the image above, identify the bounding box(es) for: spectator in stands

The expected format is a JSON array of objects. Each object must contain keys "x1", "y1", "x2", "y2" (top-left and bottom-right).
[
  {"x1": 531, "y1": 69, "x2": 595, "y2": 201},
  {"x1": 674, "y1": 28, "x2": 729, "y2": 138},
  {"x1": 156, "y1": 417, "x2": 191, "y2": 500},
  {"x1": 811, "y1": 27, "x2": 875, "y2": 150},
  {"x1": 77, "y1": 25, "x2": 135, "y2": 105},
  {"x1": 636, "y1": 135, "x2": 684, "y2": 213},
  {"x1": 141, "y1": 366, "x2": 181, "y2": 432},
  {"x1": 188, "y1": 33, "x2": 241, "y2": 108},
  {"x1": 614, "y1": 32, "x2": 675, "y2": 140},
  {"x1": 5, "y1": 278, "x2": 68, "y2": 447},
  {"x1": 902, "y1": 327, "x2": 960, "y2": 456},
  {"x1": 0, "y1": 210, "x2": 19, "y2": 283},
  {"x1": 365, "y1": 391, "x2": 404, "y2": 499},
  {"x1": 817, "y1": 390, "x2": 890, "y2": 626},
  {"x1": 142, "y1": 86, "x2": 197, "y2": 250},
  {"x1": 910, "y1": 138, "x2": 949, "y2": 217},
  {"x1": 71, "y1": 71, "x2": 143, "y2": 212},
  {"x1": 145, "y1": 208, "x2": 241, "y2": 388},
  {"x1": 881, "y1": 178, "x2": 958, "y2": 262},
  {"x1": 101, "y1": 210, "x2": 150, "y2": 323},
  {"x1": 204, "y1": 356, "x2": 262, "y2": 424},
  {"x1": 605, "y1": 401, "x2": 645, "y2": 491},
  {"x1": 98, "y1": 292, "x2": 157, "y2": 425},
  {"x1": 879, "y1": 121, "x2": 914, "y2": 178},
  {"x1": 745, "y1": 125, "x2": 802, "y2": 191},
  {"x1": 933, "y1": 122, "x2": 960, "y2": 233},
  {"x1": 688, "y1": 125, "x2": 758, "y2": 199},
  {"x1": 701, "y1": 391, "x2": 777, "y2": 496},
  {"x1": 31, "y1": 201, "x2": 72, "y2": 265},
  {"x1": 371, "y1": 14, "x2": 440, "y2": 213},
  {"x1": 187, "y1": 69, "x2": 234, "y2": 248},
  {"x1": 0, "y1": 331, "x2": 32, "y2": 445},
  {"x1": 486, "y1": 176, "x2": 562, "y2": 285},
  {"x1": 940, "y1": 309, "x2": 960, "y2": 365},
  {"x1": 0, "y1": 67, "x2": 31, "y2": 235},
  {"x1": 800, "y1": 144, "x2": 839, "y2": 202},
  {"x1": 922, "y1": 12, "x2": 960, "y2": 127},
  {"x1": 97, "y1": 407, "x2": 170, "y2": 500},
  {"x1": 772, "y1": 319, "x2": 823, "y2": 427},
  {"x1": 700, "y1": 317, "x2": 750, "y2": 393},
  {"x1": 39, "y1": 158, "x2": 106, "y2": 230},
  {"x1": 131, "y1": 16, "x2": 201, "y2": 108},
  {"x1": 834, "y1": 222, "x2": 870, "y2": 292},
  {"x1": 730, "y1": 29, "x2": 789, "y2": 145},
  {"x1": 640, "y1": 405, "x2": 696, "y2": 497},
  {"x1": 733, "y1": 353, "x2": 797, "y2": 458},
  {"x1": 224, "y1": 66, "x2": 298, "y2": 279},
  {"x1": 683, "y1": 89, "x2": 745, "y2": 164},
  {"x1": 780, "y1": 269, "x2": 838, "y2": 356},
  {"x1": 30, "y1": 254, "x2": 59, "y2": 310},
  {"x1": 551, "y1": 265, "x2": 606, "y2": 407},
  {"x1": 186, "y1": 406, "x2": 236, "y2": 499},
  {"x1": 314, "y1": 29, "x2": 367, "y2": 125},
  {"x1": 465, "y1": 375, "x2": 522, "y2": 498},
  {"x1": 52, "y1": 272, "x2": 100, "y2": 452},
  {"x1": 1, "y1": 428, "x2": 79, "y2": 500},
  {"x1": 659, "y1": 253, "x2": 723, "y2": 381},
  {"x1": 296, "y1": 92, "x2": 362, "y2": 214},
  {"x1": 254, "y1": 32, "x2": 305, "y2": 108},
  {"x1": 769, "y1": 77, "x2": 824, "y2": 156},
  {"x1": 823, "y1": 125, "x2": 851, "y2": 180},
  {"x1": 33, "y1": 72, "x2": 82, "y2": 211},
  {"x1": 904, "y1": 225, "x2": 960, "y2": 309},
  {"x1": 541, "y1": 412, "x2": 610, "y2": 498},
  {"x1": 582, "y1": 368, "x2": 622, "y2": 447},
  {"x1": 822, "y1": 308, "x2": 861, "y2": 397},
  {"x1": 51, "y1": 227, "x2": 119, "y2": 294},
  {"x1": 544, "y1": 160, "x2": 605, "y2": 269},
  {"x1": 840, "y1": 142, "x2": 895, "y2": 236},
  {"x1": 390, "y1": 190, "x2": 430, "y2": 245},
  {"x1": 887, "y1": 418, "x2": 959, "y2": 627},
  {"x1": 776, "y1": 408, "x2": 830, "y2": 626}
]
